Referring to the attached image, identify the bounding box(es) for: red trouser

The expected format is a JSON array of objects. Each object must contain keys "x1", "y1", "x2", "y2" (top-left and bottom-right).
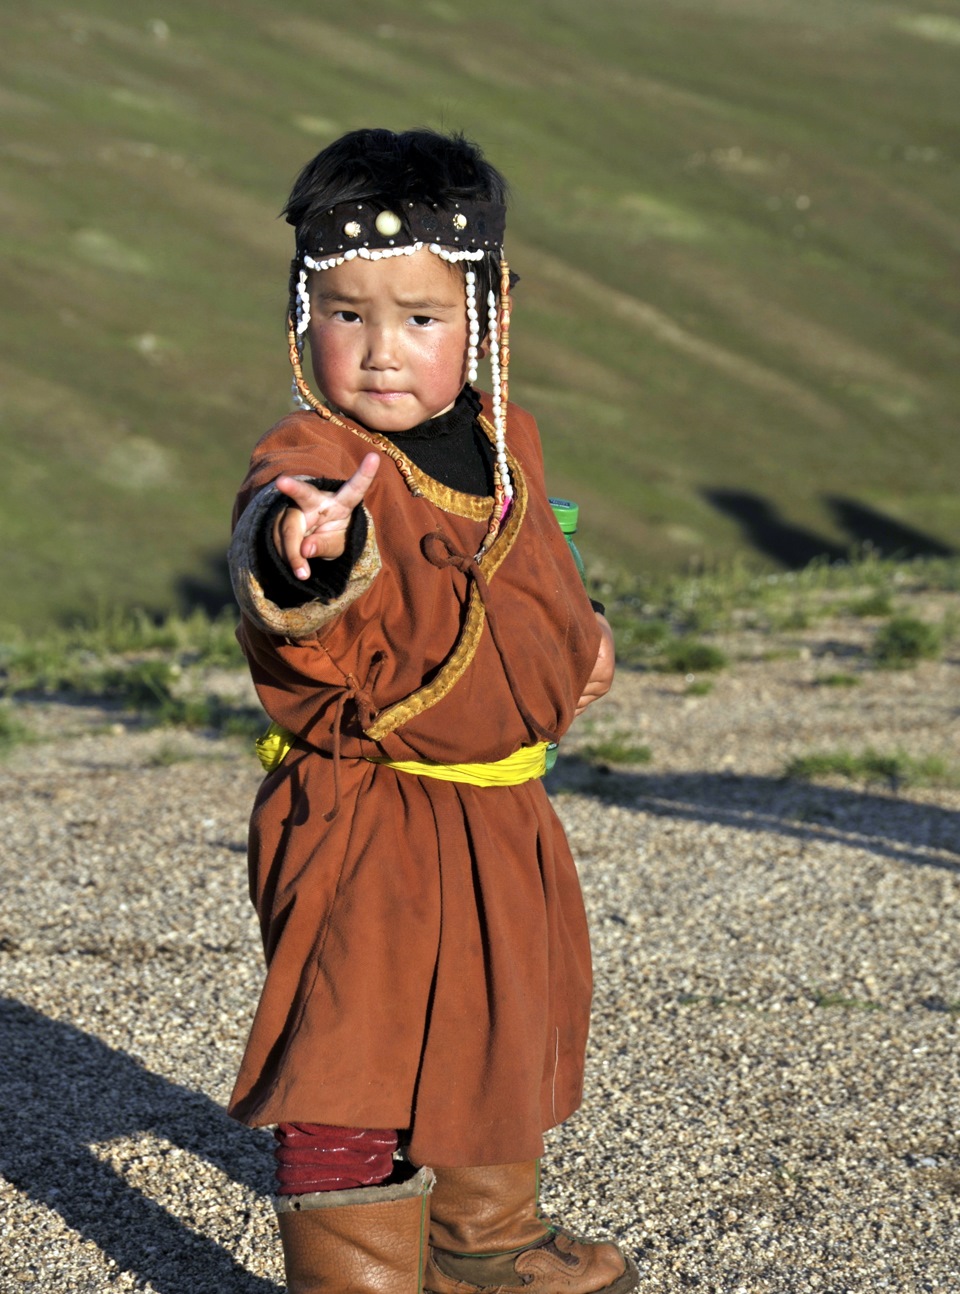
[{"x1": 273, "y1": 1123, "x2": 399, "y2": 1194}]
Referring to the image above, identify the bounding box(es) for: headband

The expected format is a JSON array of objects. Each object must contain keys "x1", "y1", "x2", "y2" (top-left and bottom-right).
[{"x1": 298, "y1": 197, "x2": 506, "y2": 260}]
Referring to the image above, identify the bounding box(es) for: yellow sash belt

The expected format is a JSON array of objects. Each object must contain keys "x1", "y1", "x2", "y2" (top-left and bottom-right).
[
  {"x1": 255, "y1": 723, "x2": 297, "y2": 773},
  {"x1": 255, "y1": 722, "x2": 547, "y2": 785}
]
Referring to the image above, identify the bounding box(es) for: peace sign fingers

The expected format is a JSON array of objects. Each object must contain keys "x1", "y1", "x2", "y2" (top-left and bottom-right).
[
  {"x1": 322, "y1": 453, "x2": 381, "y2": 519},
  {"x1": 273, "y1": 452, "x2": 381, "y2": 576}
]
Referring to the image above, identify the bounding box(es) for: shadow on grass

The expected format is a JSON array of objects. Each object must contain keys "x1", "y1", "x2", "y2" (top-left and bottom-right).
[
  {"x1": 177, "y1": 553, "x2": 235, "y2": 618},
  {"x1": 701, "y1": 489, "x2": 846, "y2": 567},
  {"x1": 702, "y1": 488, "x2": 955, "y2": 567},
  {"x1": 547, "y1": 757, "x2": 960, "y2": 874},
  {"x1": 825, "y1": 497, "x2": 956, "y2": 560},
  {"x1": 0, "y1": 998, "x2": 281, "y2": 1293}
]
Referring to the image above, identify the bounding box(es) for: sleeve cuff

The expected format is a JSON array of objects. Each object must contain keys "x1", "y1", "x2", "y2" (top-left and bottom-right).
[
  {"x1": 228, "y1": 478, "x2": 381, "y2": 637},
  {"x1": 257, "y1": 486, "x2": 368, "y2": 606}
]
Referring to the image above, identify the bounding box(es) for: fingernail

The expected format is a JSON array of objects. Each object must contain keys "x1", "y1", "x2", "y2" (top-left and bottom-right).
[{"x1": 295, "y1": 565, "x2": 309, "y2": 579}]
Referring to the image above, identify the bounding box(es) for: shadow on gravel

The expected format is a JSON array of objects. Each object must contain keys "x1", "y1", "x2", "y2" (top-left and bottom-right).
[
  {"x1": 548, "y1": 758, "x2": 960, "y2": 874},
  {"x1": 0, "y1": 998, "x2": 281, "y2": 1293}
]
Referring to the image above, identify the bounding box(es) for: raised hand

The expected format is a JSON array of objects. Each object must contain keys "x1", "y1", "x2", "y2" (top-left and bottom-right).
[{"x1": 272, "y1": 452, "x2": 381, "y2": 578}]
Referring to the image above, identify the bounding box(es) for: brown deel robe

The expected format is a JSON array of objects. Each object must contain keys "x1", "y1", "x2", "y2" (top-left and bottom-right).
[{"x1": 227, "y1": 395, "x2": 601, "y2": 1167}]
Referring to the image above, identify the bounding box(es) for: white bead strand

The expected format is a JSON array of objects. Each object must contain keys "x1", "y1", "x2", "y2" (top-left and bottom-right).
[
  {"x1": 465, "y1": 270, "x2": 479, "y2": 384},
  {"x1": 291, "y1": 267, "x2": 314, "y2": 408},
  {"x1": 295, "y1": 268, "x2": 310, "y2": 335}
]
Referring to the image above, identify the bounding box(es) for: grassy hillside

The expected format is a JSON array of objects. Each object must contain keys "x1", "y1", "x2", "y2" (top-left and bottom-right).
[{"x1": 2, "y1": 0, "x2": 959, "y2": 629}]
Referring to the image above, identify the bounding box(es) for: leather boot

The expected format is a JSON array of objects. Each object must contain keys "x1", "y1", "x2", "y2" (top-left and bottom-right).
[
  {"x1": 423, "y1": 1161, "x2": 638, "y2": 1294},
  {"x1": 275, "y1": 1165, "x2": 435, "y2": 1293}
]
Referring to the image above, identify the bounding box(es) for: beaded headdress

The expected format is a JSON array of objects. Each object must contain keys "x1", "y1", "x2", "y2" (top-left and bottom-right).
[{"x1": 286, "y1": 194, "x2": 514, "y2": 506}]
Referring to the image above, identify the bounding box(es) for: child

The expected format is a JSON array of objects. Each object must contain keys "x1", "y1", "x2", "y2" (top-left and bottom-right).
[{"x1": 228, "y1": 127, "x2": 633, "y2": 1294}]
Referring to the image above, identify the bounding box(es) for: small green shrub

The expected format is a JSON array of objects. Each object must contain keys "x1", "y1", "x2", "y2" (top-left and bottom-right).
[
  {"x1": 0, "y1": 706, "x2": 30, "y2": 756},
  {"x1": 814, "y1": 992, "x2": 884, "y2": 1012},
  {"x1": 0, "y1": 643, "x2": 87, "y2": 696},
  {"x1": 941, "y1": 607, "x2": 960, "y2": 645},
  {"x1": 580, "y1": 736, "x2": 652, "y2": 766},
  {"x1": 847, "y1": 590, "x2": 894, "y2": 618},
  {"x1": 679, "y1": 603, "x2": 720, "y2": 635},
  {"x1": 627, "y1": 620, "x2": 670, "y2": 648},
  {"x1": 145, "y1": 741, "x2": 197, "y2": 767},
  {"x1": 219, "y1": 707, "x2": 270, "y2": 739},
  {"x1": 607, "y1": 609, "x2": 669, "y2": 666},
  {"x1": 685, "y1": 679, "x2": 714, "y2": 696},
  {"x1": 816, "y1": 673, "x2": 861, "y2": 688},
  {"x1": 777, "y1": 607, "x2": 811, "y2": 631},
  {"x1": 872, "y1": 616, "x2": 941, "y2": 669},
  {"x1": 657, "y1": 638, "x2": 728, "y2": 674},
  {"x1": 148, "y1": 691, "x2": 264, "y2": 736},
  {"x1": 784, "y1": 748, "x2": 955, "y2": 788},
  {"x1": 100, "y1": 659, "x2": 179, "y2": 710}
]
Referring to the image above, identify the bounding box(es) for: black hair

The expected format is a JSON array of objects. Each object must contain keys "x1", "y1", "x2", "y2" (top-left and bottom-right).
[{"x1": 283, "y1": 127, "x2": 509, "y2": 316}]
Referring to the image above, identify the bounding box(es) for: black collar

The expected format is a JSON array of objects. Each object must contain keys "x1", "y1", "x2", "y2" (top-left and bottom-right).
[{"x1": 377, "y1": 386, "x2": 482, "y2": 442}]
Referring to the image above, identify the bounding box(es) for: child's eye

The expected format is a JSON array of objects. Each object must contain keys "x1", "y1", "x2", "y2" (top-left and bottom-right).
[
  {"x1": 410, "y1": 315, "x2": 434, "y2": 327},
  {"x1": 333, "y1": 310, "x2": 361, "y2": 323}
]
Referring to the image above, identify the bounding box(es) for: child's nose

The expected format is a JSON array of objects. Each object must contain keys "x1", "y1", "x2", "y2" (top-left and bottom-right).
[{"x1": 363, "y1": 326, "x2": 400, "y2": 369}]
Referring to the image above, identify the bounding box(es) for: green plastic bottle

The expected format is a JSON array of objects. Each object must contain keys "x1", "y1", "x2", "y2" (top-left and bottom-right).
[
  {"x1": 546, "y1": 498, "x2": 587, "y2": 773},
  {"x1": 548, "y1": 497, "x2": 586, "y2": 582}
]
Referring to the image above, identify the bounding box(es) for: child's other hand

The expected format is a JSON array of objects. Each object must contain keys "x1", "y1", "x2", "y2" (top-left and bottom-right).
[
  {"x1": 273, "y1": 453, "x2": 381, "y2": 578},
  {"x1": 575, "y1": 613, "x2": 615, "y2": 716}
]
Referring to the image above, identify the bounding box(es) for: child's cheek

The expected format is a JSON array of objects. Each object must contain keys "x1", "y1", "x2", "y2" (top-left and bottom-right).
[
  {"x1": 308, "y1": 328, "x2": 350, "y2": 399},
  {"x1": 310, "y1": 324, "x2": 347, "y2": 366},
  {"x1": 420, "y1": 328, "x2": 468, "y2": 382}
]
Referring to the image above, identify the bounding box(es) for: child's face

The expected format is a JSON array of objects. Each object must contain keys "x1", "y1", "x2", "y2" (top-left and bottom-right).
[{"x1": 306, "y1": 247, "x2": 470, "y2": 433}]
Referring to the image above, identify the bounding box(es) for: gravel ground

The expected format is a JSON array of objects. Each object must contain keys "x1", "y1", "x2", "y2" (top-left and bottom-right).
[{"x1": 1, "y1": 608, "x2": 959, "y2": 1292}]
